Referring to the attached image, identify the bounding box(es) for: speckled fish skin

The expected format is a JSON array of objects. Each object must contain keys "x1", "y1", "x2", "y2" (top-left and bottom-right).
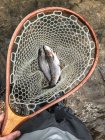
[
  {"x1": 43, "y1": 45, "x2": 61, "y2": 87},
  {"x1": 38, "y1": 48, "x2": 51, "y2": 81}
]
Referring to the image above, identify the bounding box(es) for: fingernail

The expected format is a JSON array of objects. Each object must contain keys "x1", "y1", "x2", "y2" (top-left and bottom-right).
[{"x1": 16, "y1": 131, "x2": 21, "y2": 137}]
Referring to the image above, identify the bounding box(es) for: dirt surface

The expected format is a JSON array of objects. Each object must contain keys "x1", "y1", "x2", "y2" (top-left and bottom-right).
[{"x1": 0, "y1": 0, "x2": 105, "y2": 139}]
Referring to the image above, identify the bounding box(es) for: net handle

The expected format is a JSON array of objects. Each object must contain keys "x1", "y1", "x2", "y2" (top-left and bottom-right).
[{"x1": 2, "y1": 7, "x2": 99, "y2": 136}]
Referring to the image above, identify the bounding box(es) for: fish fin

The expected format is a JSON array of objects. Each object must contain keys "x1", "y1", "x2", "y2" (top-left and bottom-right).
[
  {"x1": 52, "y1": 55, "x2": 54, "y2": 60},
  {"x1": 42, "y1": 86, "x2": 50, "y2": 89},
  {"x1": 49, "y1": 84, "x2": 56, "y2": 88},
  {"x1": 42, "y1": 84, "x2": 56, "y2": 89},
  {"x1": 49, "y1": 81, "x2": 56, "y2": 88},
  {"x1": 58, "y1": 76, "x2": 61, "y2": 82}
]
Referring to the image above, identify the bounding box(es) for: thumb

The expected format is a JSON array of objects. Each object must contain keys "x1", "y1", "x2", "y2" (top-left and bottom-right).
[{"x1": 5, "y1": 131, "x2": 21, "y2": 140}]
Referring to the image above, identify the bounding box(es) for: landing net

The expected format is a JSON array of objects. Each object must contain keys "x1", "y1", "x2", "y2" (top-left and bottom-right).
[{"x1": 9, "y1": 9, "x2": 96, "y2": 115}]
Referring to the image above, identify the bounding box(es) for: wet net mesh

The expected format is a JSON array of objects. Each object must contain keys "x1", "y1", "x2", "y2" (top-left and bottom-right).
[{"x1": 9, "y1": 10, "x2": 96, "y2": 115}]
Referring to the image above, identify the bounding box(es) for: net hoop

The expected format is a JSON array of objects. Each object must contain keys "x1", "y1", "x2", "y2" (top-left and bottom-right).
[{"x1": 6, "y1": 7, "x2": 98, "y2": 118}]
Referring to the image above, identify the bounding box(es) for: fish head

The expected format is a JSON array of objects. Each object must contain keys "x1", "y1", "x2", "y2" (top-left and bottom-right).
[
  {"x1": 38, "y1": 48, "x2": 44, "y2": 56},
  {"x1": 43, "y1": 45, "x2": 54, "y2": 60}
]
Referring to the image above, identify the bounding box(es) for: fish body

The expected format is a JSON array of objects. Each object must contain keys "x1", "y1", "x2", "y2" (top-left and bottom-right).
[
  {"x1": 43, "y1": 45, "x2": 61, "y2": 87},
  {"x1": 38, "y1": 48, "x2": 51, "y2": 81}
]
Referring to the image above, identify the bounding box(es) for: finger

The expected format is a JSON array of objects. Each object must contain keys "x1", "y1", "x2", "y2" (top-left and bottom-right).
[{"x1": 5, "y1": 131, "x2": 21, "y2": 140}]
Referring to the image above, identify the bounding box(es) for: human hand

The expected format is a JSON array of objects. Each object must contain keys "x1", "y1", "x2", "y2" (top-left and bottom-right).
[{"x1": 0, "y1": 113, "x2": 21, "y2": 140}]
